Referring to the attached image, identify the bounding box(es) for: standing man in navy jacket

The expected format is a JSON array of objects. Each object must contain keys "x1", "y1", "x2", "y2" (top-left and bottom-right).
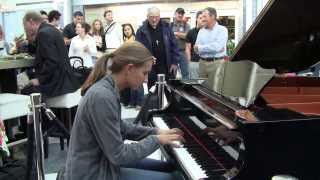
[{"x1": 136, "y1": 7, "x2": 180, "y2": 89}]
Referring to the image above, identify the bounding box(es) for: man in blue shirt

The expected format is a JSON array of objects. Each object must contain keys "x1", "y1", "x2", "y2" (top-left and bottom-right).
[{"x1": 194, "y1": 7, "x2": 228, "y2": 78}]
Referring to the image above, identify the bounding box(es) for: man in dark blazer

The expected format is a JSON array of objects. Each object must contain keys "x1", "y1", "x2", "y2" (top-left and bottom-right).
[
  {"x1": 23, "y1": 11, "x2": 79, "y2": 98},
  {"x1": 23, "y1": 11, "x2": 80, "y2": 180}
]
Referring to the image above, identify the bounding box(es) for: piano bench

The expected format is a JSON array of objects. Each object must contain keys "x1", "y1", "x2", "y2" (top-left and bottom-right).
[{"x1": 43, "y1": 89, "x2": 81, "y2": 158}]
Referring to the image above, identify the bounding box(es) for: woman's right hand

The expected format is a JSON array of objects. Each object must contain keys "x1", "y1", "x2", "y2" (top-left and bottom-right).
[{"x1": 157, "y1": 133, "x2": 185, "y2": 148}]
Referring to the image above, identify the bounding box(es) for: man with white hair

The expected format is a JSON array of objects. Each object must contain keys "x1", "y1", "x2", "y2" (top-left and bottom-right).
[{"x1": 136, "y1": 7, "x2": 180, "y2": 88}]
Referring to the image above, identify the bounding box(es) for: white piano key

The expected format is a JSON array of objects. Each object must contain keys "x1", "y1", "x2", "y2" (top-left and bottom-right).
[
  {"x1": 222, "y1": 145, "x2": 239, "y2": 160},
  {"x1": 189, "y1": 116, "x2": 207, "y2": 130},
  {"x1": 173, "y1": 148, "x2": 208, "y2": 180},
  {"x1": 153, "y1": 117, "x2": 183, "y2": 148},
  {"x1": 153, "y1": 117, "x2": 170, "y2": 130},
  {"x1": 153, "y1": 117, "x2": 208, "y2": 180}
]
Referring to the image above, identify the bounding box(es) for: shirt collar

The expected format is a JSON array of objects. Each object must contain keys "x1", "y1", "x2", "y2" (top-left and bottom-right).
[
  {"x1": 173, "y1": 18, "x2": 184, "y2": 26},
  {"x1": 106, "y1": 21, "x2": 115, "y2": 27},
  {"x1": 206, "y1": 21, "x2": 219, "y2": 30}
]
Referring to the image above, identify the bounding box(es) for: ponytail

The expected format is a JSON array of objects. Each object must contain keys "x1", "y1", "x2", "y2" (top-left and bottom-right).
[
  {"x1": 81, "y1": 53, "x2": 113, "y2": 96},
  {"x1": 81, "y1": 41, "x2": 155, "y2": 96}
]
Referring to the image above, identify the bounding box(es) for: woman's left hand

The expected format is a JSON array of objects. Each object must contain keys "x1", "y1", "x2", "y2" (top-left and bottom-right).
[{"x1": 158, "y1": 128, "x2": 184, "y2": 136}]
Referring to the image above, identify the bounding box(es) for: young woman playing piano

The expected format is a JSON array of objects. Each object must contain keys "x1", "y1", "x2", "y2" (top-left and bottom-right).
[{"x1": 64, "y1": 41, "x2": 184, "y2": 180}]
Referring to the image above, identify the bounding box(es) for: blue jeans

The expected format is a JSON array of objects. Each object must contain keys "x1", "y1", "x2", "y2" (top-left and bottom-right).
[
  {"x1": 120, "y1": 158, "x2": 180, "y2": 180},
  {"x1": 129, "y1": 85, "x2": 144, "y2": 106},
  {"x1": 188, "y1": 62, "x2": 199, "y2": 79},
  {"x1": 178, "y1": 50, "x2": 189, "y2": 80}
]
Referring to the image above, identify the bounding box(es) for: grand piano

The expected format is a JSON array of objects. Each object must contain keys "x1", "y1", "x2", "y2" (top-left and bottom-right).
[{"x1": 142, "y1": 0, "x2": 320, "y2": 179}]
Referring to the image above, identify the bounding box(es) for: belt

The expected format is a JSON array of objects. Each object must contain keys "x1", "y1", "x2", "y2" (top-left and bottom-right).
[{"x1": 200, "y1": 56, "x2": 224, "y2": 61}]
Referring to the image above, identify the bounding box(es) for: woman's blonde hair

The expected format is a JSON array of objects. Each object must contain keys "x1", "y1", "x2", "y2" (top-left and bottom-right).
[
  {"x1": 91, "y1": 19, "x2": 104, "y2": 36},
  {"x1": 81, "y1": 41, "x2": 154, "y2": 96}
]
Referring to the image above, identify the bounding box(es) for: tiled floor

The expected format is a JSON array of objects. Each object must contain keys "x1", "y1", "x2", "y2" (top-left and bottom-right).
[{"x1": 44, "y1": 105, "x2": 161, "y2": 180}]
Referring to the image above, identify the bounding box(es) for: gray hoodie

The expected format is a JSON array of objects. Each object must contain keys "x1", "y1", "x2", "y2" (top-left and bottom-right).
[{"x1": 65, "y1": 75, "x2": 160, "y2": 180}]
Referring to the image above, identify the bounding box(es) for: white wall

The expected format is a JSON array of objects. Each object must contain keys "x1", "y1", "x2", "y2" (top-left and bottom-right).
[
  {"x1": 84, "y1": 1, "x2": 242, "y2": 42},
  {"x1": 243, "y1": 0, "x2": 269, "y2": 31},
  {"x1": 0, "y1": 13, "x2": 3, "y2": 28},
  {"x1": 73, "y1": 0, "x2": 167, "y2": 6},
  {"x1": 1, "y1": 0, "x2": 73, "y2": 44}
]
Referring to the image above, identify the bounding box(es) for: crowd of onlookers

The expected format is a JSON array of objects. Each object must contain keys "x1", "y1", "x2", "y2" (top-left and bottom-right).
[
  {"x1": 0, "y1": 6, "x2": 229, "y2": 180},
  {"x1": 1, "y1": 6, "x2": 228, "y2": 108}
]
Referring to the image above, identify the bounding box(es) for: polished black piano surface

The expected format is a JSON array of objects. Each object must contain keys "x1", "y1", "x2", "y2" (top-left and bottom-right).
[{"x1": 142, "y1": 0, "x2": 320, "y2": 179}]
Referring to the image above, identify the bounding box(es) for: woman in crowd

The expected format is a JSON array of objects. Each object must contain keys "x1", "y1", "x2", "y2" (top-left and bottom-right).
[
  {"x1": 90, "y1": 19, "x2": 106, "y2": 55},
  {"x1": 122, "y1": 23, "x2": 144, "y2": 109},
  {"x1": 122, "y1": 23, "x2": 135, "y2": 42},
  {"x1": 69, "y1": 22, "x2": 97, "y2": 67},
  {"x1": 65, "y1": 41, "x2": 184, "y2": 180}
]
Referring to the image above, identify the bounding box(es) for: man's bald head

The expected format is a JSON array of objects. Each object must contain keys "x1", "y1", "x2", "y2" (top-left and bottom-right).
[
  {"x1": 147, "y1": 7, "x2": 160, "y2": 16},
  {"x1": 147, "y1": 7, "x2": 160, "y2": 29}
]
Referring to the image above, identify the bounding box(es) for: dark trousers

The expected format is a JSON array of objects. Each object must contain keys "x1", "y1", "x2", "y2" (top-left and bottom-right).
[{"x1": 120, "y1": 158, "x2": 181, "y2": 180}]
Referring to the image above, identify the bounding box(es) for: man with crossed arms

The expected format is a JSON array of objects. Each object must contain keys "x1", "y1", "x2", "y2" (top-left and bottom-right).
[{"x1": 194, "y1": 7, "x2": 228, "y2": 78}]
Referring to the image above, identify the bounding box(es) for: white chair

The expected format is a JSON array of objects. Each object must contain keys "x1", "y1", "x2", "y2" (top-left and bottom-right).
[
  {"x1": 43, "y1": 89, "x2": 81, "y2": 157},
  {"x1": 0, "y1": 93, "x2": 30, "y2": 147},
  {"x1": 0, "y1": 93, "x2": 30, "y2": 121}
]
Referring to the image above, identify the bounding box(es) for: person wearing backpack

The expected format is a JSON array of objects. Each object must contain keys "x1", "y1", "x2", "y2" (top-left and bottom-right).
[
  {"x1": 103, "y1": 10, "x2": 123, "y2": 54},
  {"x1": 171, "y1": 8, "x2": 191, "y2": 80}
]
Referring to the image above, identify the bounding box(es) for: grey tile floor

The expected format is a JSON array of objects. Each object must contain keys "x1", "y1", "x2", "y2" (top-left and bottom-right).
[{"x1": 44, "y1": 140, "x2": 67, "y2": 174}]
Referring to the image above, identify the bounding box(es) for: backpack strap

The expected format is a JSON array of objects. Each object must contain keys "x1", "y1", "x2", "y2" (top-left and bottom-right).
[{"x1": 104, "y1": 22, "x2": 116, "y2": 34}]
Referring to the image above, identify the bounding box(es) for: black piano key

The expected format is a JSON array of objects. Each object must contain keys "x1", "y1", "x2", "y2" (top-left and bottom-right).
[{"x1": 161, "y1": 114, "x2": 237, "y2": 179}]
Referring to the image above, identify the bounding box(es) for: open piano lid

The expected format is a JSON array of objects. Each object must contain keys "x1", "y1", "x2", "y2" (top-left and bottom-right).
[{"x1": 230, "y1": 0, "x2": 320, "y2": 73}]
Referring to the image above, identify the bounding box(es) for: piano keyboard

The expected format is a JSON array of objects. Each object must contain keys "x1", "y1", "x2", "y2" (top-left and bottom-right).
[
  {"x1": 153, "y1": 115, "x2": 236, "y2": 180},
  {"x1": 153, "y1": 117, "x2": 208, "y2": 180}
]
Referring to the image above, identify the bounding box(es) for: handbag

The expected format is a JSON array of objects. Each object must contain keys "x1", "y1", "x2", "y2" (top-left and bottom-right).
[{"x1": 69, "y1": 56, "x2": 92, "y2": 85}]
